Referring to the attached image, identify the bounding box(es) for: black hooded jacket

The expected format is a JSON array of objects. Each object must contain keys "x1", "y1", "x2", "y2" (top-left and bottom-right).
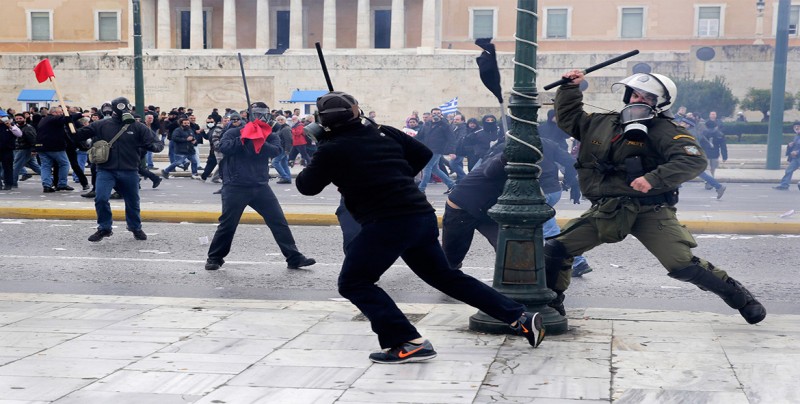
[{"x1": 75, "y1": 116, "x2": 163, "y2": 171}]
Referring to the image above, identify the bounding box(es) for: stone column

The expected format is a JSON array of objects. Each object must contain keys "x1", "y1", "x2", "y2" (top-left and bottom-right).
[
  {"x1": 390, "y1": 0, "x2": 404, "y2": 48},
  {"x1": 356, "y1": 0, "x2": 370, "y2": 48},
  {"x1": 128, "y1": 0, "x2": 135, "y2": 50},
  {"x1": 322, "y1": 0, "x2": 337, "y2": 48},
  {"x1": 290, "y1": 0, "x2": 303, "y2": 48},
  {"x1": 157, "y1": 0, "x2": 171, "y2": 49},
  {"x1": 223, "y1": 0, "x2": 236, "y2": 49},
  {"x1": 256, "y1": 0, "x2": 270, "y2": 49},
  {"x1": 141, "y1": 0, "x2": 157, "y2": 48},
  {"x1": 190, "y1": 0, "x2": 203, "y2": 49},
  {"x1": 420, "y1": 0, "x2": 435, "y2": 48}
]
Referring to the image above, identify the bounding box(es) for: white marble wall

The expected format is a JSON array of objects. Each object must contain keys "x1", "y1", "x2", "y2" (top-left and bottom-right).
[{"x1": 1, "y1": 46, "x2": 796, "y2": 125}]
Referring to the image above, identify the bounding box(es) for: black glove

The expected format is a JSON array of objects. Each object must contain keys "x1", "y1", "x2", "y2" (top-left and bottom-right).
[{"x1": 570, "y1": 186, "x2": 581, "y2": 204}]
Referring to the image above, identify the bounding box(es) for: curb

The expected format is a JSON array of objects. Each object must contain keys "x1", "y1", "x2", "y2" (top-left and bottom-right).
[{"x1": 2, "y1": 208, "x2": 799, "y2": 234}]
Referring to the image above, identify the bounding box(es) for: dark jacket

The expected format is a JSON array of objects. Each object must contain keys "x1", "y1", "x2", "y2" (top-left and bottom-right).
[
  {"x1": 296, "y1": 121, "x2": 434, "y2": 224},
  {"x1": 75, "y1": 117, "x2": 163, "y2": 171},
  {"x1": 446, "y1": 153, "x2": 506, "y2": 219},
  {"x1": 452, "y1": 123, "x2": 468, "y2": 155},
  {"x1": 170, "y1": 126, "x2": 196, "y2": 155},
  {"x1": 35, "y1": 113, "x2": 81, "y2": 152},
  {"x1": 14, "y1": 124, "x2": 37, "y2": 150},
  {"x1": 701, "y1": 128, "x2": 727, "y2": 160},
  {"x1": 0, "y1": 123, "x2": 21, "y2": 150},
  {"x1": 218, "y1": 125, "x2": 282, "y2": 187},
  {"x1": 275, "y1": 123, "x2": 293, "y2": 153},
  {"x1": 540, "y1": 137, "x2": 579, "y2": 194},
  {"x1": 463, "y1": 119, "x2": 493, "y2": 158},
  {"x1": 417, "y1": 119, "x2": 451, "y2": 154}
]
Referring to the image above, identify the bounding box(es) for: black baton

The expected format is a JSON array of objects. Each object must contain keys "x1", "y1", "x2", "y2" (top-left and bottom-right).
[
  {"x1": 237, "y1": 52, "x2": 252, "y2": 117},
  {"x1": 315, "y1": 42, "x2": 335, "y2": 92},
  {"x1": 543, "y1": 49, "x2": 640, "y2": 91}
]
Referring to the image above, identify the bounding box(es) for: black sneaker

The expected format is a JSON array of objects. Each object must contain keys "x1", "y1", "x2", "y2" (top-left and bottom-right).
[
  {"x1": 130, "y1": 229, "x2": 147, "y2": 240},
  {"x1": 152, "y1": 176, "x2": 162, "y2": 189},
  {"x1": 548, "y1": 292, "x2": 566, "y2": 316},
  {"x1": 205, "y1": 258, "x2": 224, "y2": 271},
  {"x1": 369, "y1": 340, "x2": 437, "y2": 364},
  {"x1": 20, "y1": 174, "x2": 33, "y2": 181},
  {"x1": 276, "y1": 178, "x2": 292, "y2": 184},
  {"x1": 287, "y1": 257, "x2": 316, "y2": 269},
  {"x1": 443, "y1": 186, "x2": 454, "y2": 195},
  {"x1": 81, "y1": 190, "x2": 96, "y2": 198},
  {"x1": 88, "y1": 229, "x2": 113, "y2": 242},
  {"x1": 110, "y1": 192, "x2": 122, "y2": 199},
  {"x1": 512, "y1": 311, "x2": 545, "y2": 348},
  {"x1": 55, "y1": 185, "x2": 74, "y2": 191},
  {"x1": 773, "y1": 185, "x2": 789, "y2": 190},
  {"x1": 43, "y1": 186, "x2": 56, "y2": 193},
  {"x1": 161, "y1": 169, "x2": 170, "y2": 179}
]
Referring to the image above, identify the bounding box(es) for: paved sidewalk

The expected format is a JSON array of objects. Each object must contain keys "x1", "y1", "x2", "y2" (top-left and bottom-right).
[{"x1": 0, "y1": 292, "x2": 795, "y2": 403}]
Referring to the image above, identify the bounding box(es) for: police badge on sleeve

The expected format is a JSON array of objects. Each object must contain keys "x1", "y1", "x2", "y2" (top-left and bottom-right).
[{"x1": 683, "y1": 145, "x2": 701, "y2": 156}]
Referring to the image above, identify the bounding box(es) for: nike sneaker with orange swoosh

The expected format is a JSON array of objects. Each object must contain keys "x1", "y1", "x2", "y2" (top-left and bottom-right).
[
  {"x1": 368, "y1": 339, "x2": 437, "y2": 364},
  {"x1": 513, "y1": 311, "x2": 545, "y2": 348}
]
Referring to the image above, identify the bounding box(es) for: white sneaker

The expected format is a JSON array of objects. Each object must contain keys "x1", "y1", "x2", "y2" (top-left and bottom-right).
[{"x1": 191, "y1": 174, "x2": 201, "y2": 180}]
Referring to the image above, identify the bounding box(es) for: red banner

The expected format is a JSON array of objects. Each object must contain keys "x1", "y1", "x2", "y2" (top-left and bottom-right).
[{"x1": 33, "y1": 59, "x2": 54, "y2": 83}]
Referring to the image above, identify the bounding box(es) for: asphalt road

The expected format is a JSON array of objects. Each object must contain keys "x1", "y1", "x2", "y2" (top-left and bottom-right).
[{"x1": 0, "y1": 218, "x2": 796, "y2": 316}]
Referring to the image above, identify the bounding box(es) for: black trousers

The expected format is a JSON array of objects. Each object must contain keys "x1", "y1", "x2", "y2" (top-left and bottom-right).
[
  {"x1": 338, "y1": 212, "x2": 524, "y2": 349},
  {"x1": 441, "y1": 204, "x2": 499, "y2": 268},
  {"x1": 201, "y1": 153, "x2": 217, "y2": 180},
  {"x1": 207, "y1": 184, "x2": 303, "y2": 265},
  {"x1": 0, "y1": 149, "x2": 13, "y2": 187}
]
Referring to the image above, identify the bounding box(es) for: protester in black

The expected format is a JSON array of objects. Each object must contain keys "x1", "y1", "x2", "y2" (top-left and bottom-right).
[
  {"x1": 204, "y1": 102, "x2": 315, "y2": 271},
  {"x1": 296, "y1": 91, "x2": 544, "y2": 364}
]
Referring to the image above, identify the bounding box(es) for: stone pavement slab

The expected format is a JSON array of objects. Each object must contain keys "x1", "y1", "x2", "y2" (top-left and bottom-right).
[{"x1": 0, "y1": 293, "x2": 795, "y2": 403}]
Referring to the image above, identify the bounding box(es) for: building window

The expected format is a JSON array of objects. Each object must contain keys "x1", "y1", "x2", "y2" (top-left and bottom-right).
[
  {"x1": 29, "y1": 11, "x2": 52, "y2": 41},
  {"x1": 697, "y1": 6, "x2": 721, "y2": 37},
  {"x1": 470, "y1": 8, "x2": 496, "y2": 39},
  {"x1": 791, "y1": 5, "x2": 799, "y2": 36},
  {"x1": 545, "y1": 8, "x2": 569, "y2": 39},
  {"x1": 97, "y1": 11, "x2": 120, "y2": 41},
  {"x1": 620, "y1": 7, "x2": 644, "y2": 38}
]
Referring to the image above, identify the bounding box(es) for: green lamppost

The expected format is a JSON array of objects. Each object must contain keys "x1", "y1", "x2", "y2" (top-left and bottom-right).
[
  {"x1": 468, "y1": 0, "x2": 568, "y2": 335},
  {"x1": 132, "y1": 0, "x2": 145, "y2": 114}
]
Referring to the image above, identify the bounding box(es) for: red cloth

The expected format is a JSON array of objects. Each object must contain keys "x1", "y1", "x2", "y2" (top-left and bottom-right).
[
  {"x1": 240, "y1": 120, "x2": 272, "y2": 153},
  {"x1": 291, "y1": 123, "x2": 307, "y2": 146},
  {"x1": 33, "y1": 59, "x2": 54, "y2": 83}
]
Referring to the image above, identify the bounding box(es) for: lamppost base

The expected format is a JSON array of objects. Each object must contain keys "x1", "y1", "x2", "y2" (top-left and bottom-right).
[{"x1": 469, "y1": 306, "x2": 568, "y2": 336}]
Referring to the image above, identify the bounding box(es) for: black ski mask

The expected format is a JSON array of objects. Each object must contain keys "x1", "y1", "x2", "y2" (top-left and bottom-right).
[{"x1": 482, "y1": 115, "x2": 498, "y2": 134}]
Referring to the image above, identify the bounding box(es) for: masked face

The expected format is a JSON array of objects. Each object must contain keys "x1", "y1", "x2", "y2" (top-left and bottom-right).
[
  {"x1": 431, "y1": 111, "x2": 443, "y2": 122},
  {"x1": 620, "y1": 103, "x2": 656, "y2": 140},
  {"x1": 206, "y1": 121, "x2": 215, "y2": 128},
  {"x1": 251, "y1": 107, "x2": 270, "y2": 123},
  {"x1": 483, "y1": 119, "x2": 497, "y2": 133}
]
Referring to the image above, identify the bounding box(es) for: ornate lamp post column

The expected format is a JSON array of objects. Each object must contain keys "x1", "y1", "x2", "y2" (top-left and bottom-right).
[
  {"x1": 754, "y1": 0, "x2": 766, "y2": 45},
  {"x1": 468, "y1": 0, "x2": 568, "y2": 335}
]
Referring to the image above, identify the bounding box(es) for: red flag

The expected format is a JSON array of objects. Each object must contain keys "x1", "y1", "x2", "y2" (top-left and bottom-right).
[{"x1": 33, "y1": 59, "x2": 54, "y2": 83}]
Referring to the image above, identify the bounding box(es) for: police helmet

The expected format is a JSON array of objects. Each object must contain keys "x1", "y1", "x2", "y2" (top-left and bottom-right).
[
  {"x1": 316, "y1": 91, "x2": 360, "y2": 128},
  {"x1": 611, "y1": 73, "x2": 677, "y2": 114}
]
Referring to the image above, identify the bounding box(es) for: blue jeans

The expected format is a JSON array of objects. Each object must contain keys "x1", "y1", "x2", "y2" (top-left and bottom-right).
[
  {"x1": 38, "y1": 151, "x2": 70, "y2": 188},
  {"x1": 95, "y1": 169, "x2": 142, "y2": 231},
  {"x1": 697, "y1": 171, "x2": 722, "y2": 189},
  {"x1": 146, "y1": 151, "x2": 154, "y2": 168},
  {"x1": 73, "y1": 150, "x2": 88, "y2": 182},
  {"x1": 12, "y1": 149, "x2": 40, "y2": 187},
  {"x1": 449, "y1": 155, "x2": 467, "y2": 182},
  {"x1": 778, "y1": 158, "x2": 800, "y2": 187},
  {"x1": 163, "y1": 153, "x2": 199, "y2": 174},
  {"x1": 544, "y1": 191, "x2": 587, "y2": 269},
  {"x1": 272, "y1": 153, "x2": 291, "y2": 181},
  {"x1": 340, "y1": 212, "x2": 525, "y2": 348},
  {"x1": 418, "y1": 153, "x2": 455, "y2": 191}
]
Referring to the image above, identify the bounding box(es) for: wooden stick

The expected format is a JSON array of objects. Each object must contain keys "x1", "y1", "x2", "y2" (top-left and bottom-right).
[{"x1": 49, "y1": 76, "x2": 76, "y2": 134}]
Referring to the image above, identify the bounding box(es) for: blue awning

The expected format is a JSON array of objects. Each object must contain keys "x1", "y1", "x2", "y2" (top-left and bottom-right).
[
  {"x1": 282, "y1": 90, "x2": 328, "y2": 103},
  {"x1": 17, "y1": 89, "x2": 58, "y2": 102}
]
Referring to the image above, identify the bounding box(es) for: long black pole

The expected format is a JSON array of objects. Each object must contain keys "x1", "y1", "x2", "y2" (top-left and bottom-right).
[
  {"x1": 543, "y1": 49, "x2": 640, "y2": 90},
  {"x1": 315, "y1": 42, "x2": 334, "y2": 92},
  {"x1": 237, "y1": 53, "x2": 252, "y2": 118}
]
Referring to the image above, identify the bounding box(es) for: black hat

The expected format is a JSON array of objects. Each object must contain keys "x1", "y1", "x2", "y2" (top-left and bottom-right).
[{"x1": 317, "y1": 91, "x2": 360, "y2": 128}]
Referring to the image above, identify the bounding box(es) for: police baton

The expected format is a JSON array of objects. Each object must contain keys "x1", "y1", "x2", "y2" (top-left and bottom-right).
[
  {"x1": 542, "y1": 49, "x2": 640, "y2": 91},
  {"x1": 315, "y1": 42, "x2": 335, "y2": 92},
  {"x1": 237, "y1": 52, "x2": 252, "y2": 119}
]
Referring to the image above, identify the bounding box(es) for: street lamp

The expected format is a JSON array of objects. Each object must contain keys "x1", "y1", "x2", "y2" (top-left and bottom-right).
[
  {"x1": 468, "y1": 0, "x2": 568, "y2": 336},
  {"x1": 754, "y1": 0, "x2": 766, "y2": 44}
]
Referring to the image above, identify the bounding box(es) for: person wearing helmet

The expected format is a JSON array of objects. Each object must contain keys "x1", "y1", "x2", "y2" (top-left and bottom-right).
[
  {"x1": 296, "y1": 91, "x2": 545, "y2": 364},
  {"x1": 546, "y1": 70, "x2": 766, "y2": 326},
  {"x1": 204, "y1": 102, "x2": 315, "y2": 271}
]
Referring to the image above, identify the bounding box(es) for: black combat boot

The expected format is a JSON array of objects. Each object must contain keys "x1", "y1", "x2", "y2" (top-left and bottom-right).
[
  {"x1": 669, "y1": 264, "x2": 766, "y2": 324},
  {"x1": 548, "y1": 291, "x2": 566, "y2": 316}
]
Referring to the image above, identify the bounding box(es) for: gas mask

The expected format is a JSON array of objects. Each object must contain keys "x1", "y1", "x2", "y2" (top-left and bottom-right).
[
  {"x1": 101, "y1": 103, "x2": 113, "y2": 118},
  {"x1": 110, "y1": 97, "x2": 135, "y2": 124},
  {"x1": 619, "y1": 103, "x2": 656, "y2": 140}
]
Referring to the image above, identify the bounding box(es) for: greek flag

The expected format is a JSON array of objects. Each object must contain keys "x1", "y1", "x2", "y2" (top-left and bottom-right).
[{"x1": 439, "y1": 97, "x2": 459, "y2": 115}]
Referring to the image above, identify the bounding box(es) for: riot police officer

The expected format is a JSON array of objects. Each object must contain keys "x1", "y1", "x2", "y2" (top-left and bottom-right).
[{"x1": 547, "y1": 70, "x2": 766, "y2": 325}]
